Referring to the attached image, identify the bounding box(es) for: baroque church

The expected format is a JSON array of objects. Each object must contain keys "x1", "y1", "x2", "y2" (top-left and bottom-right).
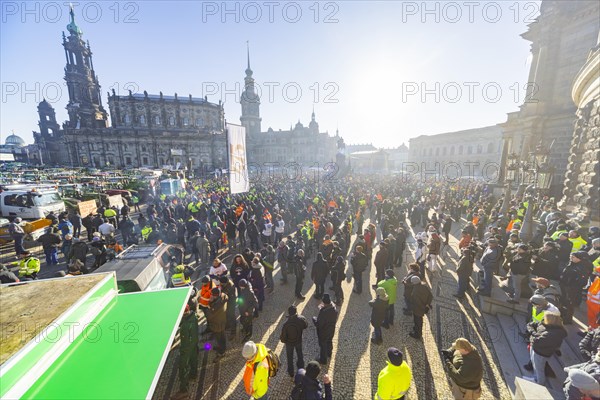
[{"x1": 34, "y1": 8, "x2": 341, "y2": 171}]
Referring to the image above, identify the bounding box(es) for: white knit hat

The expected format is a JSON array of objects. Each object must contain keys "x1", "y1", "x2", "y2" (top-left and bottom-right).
[{"x1": 242, "y1": 341, "x2": 257, "y2": 359}]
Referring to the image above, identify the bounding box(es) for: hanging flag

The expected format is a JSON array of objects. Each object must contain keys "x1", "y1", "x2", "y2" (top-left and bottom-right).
[{"x1": 226, "y1": 123, "x2": 250, "y2": 194}]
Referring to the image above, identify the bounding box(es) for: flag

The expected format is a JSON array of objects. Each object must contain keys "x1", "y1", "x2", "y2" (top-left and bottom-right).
[{"x1": 226, "y1": 123, "x2": 250, "y2": 194}]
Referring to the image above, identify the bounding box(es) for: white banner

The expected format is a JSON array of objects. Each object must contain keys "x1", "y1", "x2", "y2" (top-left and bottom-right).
[{"x1": 227, "y1": 123, "x2": 250, "y2": 194}]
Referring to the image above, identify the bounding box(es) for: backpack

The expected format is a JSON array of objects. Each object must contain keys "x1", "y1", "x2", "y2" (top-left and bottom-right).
[
  {"x1": 265, "y1": 349, "x2": 280, "y2": 378},
  {"x1": 290, "y1": 380, "x2": 304, "y2": 400}
]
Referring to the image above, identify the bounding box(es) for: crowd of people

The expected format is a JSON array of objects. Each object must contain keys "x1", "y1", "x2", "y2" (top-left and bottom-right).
[{"x1": 2, "y1": 173, "x2": 599, "y2": 399}]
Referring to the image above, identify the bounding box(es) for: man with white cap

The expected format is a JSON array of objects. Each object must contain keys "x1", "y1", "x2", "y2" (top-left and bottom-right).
[
  {"x1": 563, "y1": 352, "x2": 600, "y2": 399},
  {"x1": 242, "y1": 341, "x2": 271, "y2": 399}
]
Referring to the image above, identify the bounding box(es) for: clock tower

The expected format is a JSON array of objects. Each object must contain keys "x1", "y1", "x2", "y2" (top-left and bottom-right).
[{"x1": 240, "y1": 42, "x2": 261, "y2": 136}]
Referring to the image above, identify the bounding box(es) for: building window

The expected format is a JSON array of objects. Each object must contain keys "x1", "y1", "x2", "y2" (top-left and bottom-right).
[
  {"x1": 141, "y1": 145, "x2": 147, "y2": 152},
  {"x1": 168, "y1": 116, "x2": 175, "y2": 126},
  {"x1": 126, "y1": 156, "x2": 132, "y2": 165},
  {"x1": 142, "y1": 156, "x2": 148, "y2": 165},
  {"x1": 487, "y1": 143, "x2": 494, "y2": 153},
  {"x1": 183, "y1": 117, "x2": 189, "y2": 126},
  {"x1": 458, "y1": 145, "x2": 463, "y2": 155},
  {"x1": 154, "y1": 115, "x2": 161, "y2": 125},
  {"x1": 477, "y1": 144, "x2": 482, "y2": 154},
  {"x1": 196, "y1": 118, "x2": 203, "y2": 127},
  {"x1": 123, "y1": 114, "x2": 131, "y2": 125},
  {"x1": 450, "y1": 146, "x2": 455, "y2": 155},
  {"x1": 139, "y1": 115, "x2": 146, "y2": 125}
]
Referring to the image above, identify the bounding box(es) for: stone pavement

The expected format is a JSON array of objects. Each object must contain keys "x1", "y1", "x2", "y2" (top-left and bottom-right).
[{"x1": 152, "y1": 219, "x2": 512, "y2": 400}]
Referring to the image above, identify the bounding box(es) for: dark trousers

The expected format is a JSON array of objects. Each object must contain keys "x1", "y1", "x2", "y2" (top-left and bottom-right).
[
  {"x1": 333, "y1": 282, "x2": 344, "y2": 303},
  {"x1": 250, "y1": 236, "x2": 259, "y2": 251},
  {"x1": 314, "y1": 281, "x2": 325, "y2": 298},
  {"x1": 457, "y1": 274, "x2": 470, "y2": 297},
  {"x1": 280, "y1": 260, "x2": 288, "y2": 282},
  {"x1": 240, "y1": 314, "x2": 253, "y2": 337},
  {"x1": 383, "y1": 303, "x2": 395, "y2": 326},
  {"x1": 319, "y1": 337, "x2": 333, "y2": 362},
  {"x1": 73, "y1": 226, "x2": 81, "y2": 238},
  {"x1": 178, "y1": 344, "x2": 198, "y2": 392},
  {"x1": 285, "y1": 342, "x2": 305, "y2": 376},
  {"x1": 213, "y1": 331, "x2": 226, "y2": 354},
  {"x1": 295, "y1": 276, "x2": 304, "y2": 297},
  {"x1": 372, "y1": 324, "x2": 382, "y2": 342},
  {"x1": 264, "y1": 267, "x2": 274, "y2": 289},
  {"x1": 225, "y1": 309, "x2": 236, "y2": 334},
  {"x1": 13, "y1": 235, "x2": 25, "y2": 255},
  {"x1": 376, "y1": 265, "x2": 385, "y2": 284},
  {"x1": 353, "y1": 271, "x2": 363, "y2": 294},
  {"x1": 412, "y1": 314, "x2": 424, "y2": 338}
]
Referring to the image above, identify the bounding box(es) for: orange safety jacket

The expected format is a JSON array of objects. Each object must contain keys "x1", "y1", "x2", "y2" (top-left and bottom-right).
[{"x1": 199, "y1": 283, "x2": 213, "y2": 307}]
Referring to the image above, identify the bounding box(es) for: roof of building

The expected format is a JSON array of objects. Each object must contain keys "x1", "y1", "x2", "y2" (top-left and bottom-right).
[
  {"x1": 112, "y1": 93, "x2": 221, "y2": 107},
  {"x1": 4, "y1": 134, "x2": 25, "y2": 147},
  {"x1": 409, "y1": 125, "x2": 503, "y2": 142}
]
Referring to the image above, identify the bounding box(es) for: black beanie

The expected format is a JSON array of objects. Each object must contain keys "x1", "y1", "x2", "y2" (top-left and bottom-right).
[
  {"x1": 387, "y1": 347, "x2": 403, "y2": 366},
  {"x1": 305, "y1": 361, "x2": 321, "y2": 379}
]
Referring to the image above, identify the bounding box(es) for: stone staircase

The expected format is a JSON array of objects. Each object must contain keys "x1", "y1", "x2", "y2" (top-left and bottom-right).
[{"x1": 478, "y1": 274, "x2": 588, "y2": 399}]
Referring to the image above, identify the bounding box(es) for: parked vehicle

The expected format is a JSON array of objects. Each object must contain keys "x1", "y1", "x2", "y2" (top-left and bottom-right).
[{"x1": 0, "y1": 185, "x2": 65, "y2": 220}]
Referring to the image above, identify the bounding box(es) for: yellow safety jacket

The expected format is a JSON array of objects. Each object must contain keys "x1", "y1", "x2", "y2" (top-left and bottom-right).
[
  {"x1": 569, "y1": 237, "x2": 587, "y2": 253},
  {"x1": 141, "y1": 226, "x2": 153, "y2": 240},
  {"x1": 551, "y1": 230, "x2": 567, "y2": 241},
  {"x1": 171, "y1": 272, "x2": 190, "y2": 287},
  {"x1": 532, "y1": 307, "x2": 546, "y2": 324},
  {"x1": 14, "y1": 257, "x2": 41, "y2": 277},
  {"x1": 104, "y1": 209, "x2": 117, "y2": 218},
  {"x1": 375, "y1": 361, "x2": 412, "y2": 400},
  {"x1": 160, "y1": 194, "x2": 167, "y2": 201}
]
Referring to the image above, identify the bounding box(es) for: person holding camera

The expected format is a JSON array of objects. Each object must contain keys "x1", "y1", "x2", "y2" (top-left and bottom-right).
[{"x1": 441, "y1": 338, "x2": 483, "y2": 399}]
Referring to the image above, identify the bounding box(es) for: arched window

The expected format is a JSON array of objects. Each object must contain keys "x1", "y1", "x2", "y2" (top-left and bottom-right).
[
  {"x1": 139, "y1": 115, "x2": 146, "y2": 125},
  {"x1": 467, "y1": 146, "x2": 473, "y2": 154},
  {"x1": 450, "y1": 146, "x2": 455, "y2": 155},
  {"x1": 196, "y1": 117, "x2": 203, "y2": 127},
  {"x1": 154, "y1": 115, "x2": 161, "y2": 125},
  {"x1": 183, "y1": 117, "x2": 189, "y2": 127},
  {"x1": 458, "y1": 145, "x2": 463, "y2": 155},
  {"x1": 477, "y1": 144, "x2": 483, "y2": 154},
  {"x1": 487, "y1": 142, "x2": 494, "y2": 153},
  {"x1": 168, "y1": 116, "x2": 175, "y2": 126},
  {"x1": 123, "y1": 114, "x2": 131, "y2": 124}
]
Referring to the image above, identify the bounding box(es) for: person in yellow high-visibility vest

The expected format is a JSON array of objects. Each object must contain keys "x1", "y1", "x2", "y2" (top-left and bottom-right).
[
  {"x1": 569, "y1": 230, "x2": 588, "y2": 253},
  {"x1": 11, "y1": 251, "x2": 41, "y2": 280},
  {"x1": 587, "y1": 268, "x2": 600, "y2": 329}
]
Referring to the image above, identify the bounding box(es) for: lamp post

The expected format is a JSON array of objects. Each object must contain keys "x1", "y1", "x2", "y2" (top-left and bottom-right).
[{"x1": 519, "y1": 143, "x2": 554, "y2": 243}]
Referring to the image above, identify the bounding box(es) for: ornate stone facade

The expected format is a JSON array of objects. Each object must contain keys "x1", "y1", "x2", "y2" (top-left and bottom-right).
[
  {"x1": 501, "y1": 1, "x2": 600, "y2": 195},
  {"x1": 560, "y1": 40, "x2": 600, "y2": 224}
]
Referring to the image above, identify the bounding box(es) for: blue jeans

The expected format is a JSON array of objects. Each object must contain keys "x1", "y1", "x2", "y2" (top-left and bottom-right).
[
  {"x1": 530, "y1": 347, "x2": 549, "y2": 385},
  {"x1": 45, "y1": 248, "x2": 58, "y2": 265},
  {"x1": 13, "y1": 235, "x2": 25, "y2": 255},
  {"x1": 479, "y1": 266, "x2": 494, "y2": 294}
]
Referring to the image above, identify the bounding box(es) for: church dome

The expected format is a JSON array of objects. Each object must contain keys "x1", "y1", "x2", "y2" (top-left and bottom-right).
[{"x1": 5, "y1": 133, "x2": 25, "y2": 147}]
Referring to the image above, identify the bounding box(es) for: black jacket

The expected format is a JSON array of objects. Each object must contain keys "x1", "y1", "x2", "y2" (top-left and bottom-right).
[
  {"x1": 314, "y1": 304, "x2": 338, "y2": 341},
  {"x1": 532, "y1": 248, "x2": 560, "y2": 280},
  {"x1": 280, "y1": 314, "x2": 308, "y2": 345},
  {"x1": 293, "y1": 372, "x2": 332, "y2": 400},
  {"x1": 37, "y1": 232, "x2": 61, "y2": 250},
  {"x1": 579, "y1": 328, "x2": 600, "y2": 361},
  {"x1": 237, "y1": 286, "x2": 257, "y2": 316},
  {"x1": 351, "y1": 252, "x2": 368, "y2": 273},
  {"x1": 456, "y1": 255, "x2": 474, "y2": 278},
  {"x1": 509, "y1": 252, "x2": 532, "y2": 275},
  {"x1": 530, "y1": 323, "x2": 567, "y2": 357}
]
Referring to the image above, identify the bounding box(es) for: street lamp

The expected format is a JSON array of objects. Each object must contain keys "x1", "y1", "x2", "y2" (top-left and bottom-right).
[{"x1": 519, "y1": 142, "x2": 554, "y2": 243}]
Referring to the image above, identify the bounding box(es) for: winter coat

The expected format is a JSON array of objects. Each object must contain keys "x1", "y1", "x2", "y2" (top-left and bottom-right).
[
  {"x1": 280, "y1": 314, "x2": 308, "y2": 345},
  {"x1": 374, "y1": 247, "x2": 389, "y2": 269},
  {"x1": 377, "y1": 277, "x2": 398, "y2": 304},
  {"x1": 402, "y1": 271, "x2": 421, "y2": 300},
  {"x1": 376, "y1": 361, "x2": 412, "y2": 400},
  {"x1": 249, "y1": 268, "x2": 265, "y2": 302},
  {"x1": 532, "y1": 248, "x2": 560, "y2": 280},
  {"x1": 206, "y1": 293, "x2": 228, "y2": 333},
  {"x1": 351, "y1": 251, "x2": 368, "y2": 273},
  {"x1": 68, "y1": 241, "x2": 89, "y2": 263},
  {"x1": 221, "y1": 280, "x2": 237, "y2": 315},
  {"x1": 312, "y1": 258, "x2": 329, "y2": 284},
  {"x1": 480, "y1": 246, "x2": 502, "y2": 270},
  {"x1": 446, "y1": 348, "x2": 483, "y2": 390},
  {"x1": 37, "y1": 232, "x2": 61, "y2": 250},
  {"x1": 530, "y1": 322, "x2": 567, "y2": 357},
  {"x1": 237, "y1": 286, "x2": 258, "y2": 316},
  {"x1": 580, "y1": 328, "x2": 600, "y2": 361},
  {"x1": 314, "y1": 304, "x2": 338, "y2": 341},
  {"x1": 411, "y1": 284, "x2": 433, "y2": 317},
  {"x1": 369, "y1": 297, "x2": 389, "y2": 327},
  {"x1": 427, "y1": 235, "x2": 441, "y2": 255},
  {"x1": 330, "y1": 260, "x2": 346, "y2": 284},
  {"x1": 509, "y1": 252, "x2": 532, "y2": 275},
  {"x1": 293, "y1": 372, "x2": 333, "y2": 400},
  {"x1": 231, "y1": 262, "x2": 249, "y2": 288},
  {"x1": 561, "y1": 261, "x2": 592, "y2": 289},
  {"x1": 456, "y1": 254, "x2": 474, "y2": 278}
]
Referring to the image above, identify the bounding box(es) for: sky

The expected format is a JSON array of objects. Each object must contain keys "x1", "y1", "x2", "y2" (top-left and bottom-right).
[{"x1": 1, "y1": 1, "x2": 540, "y2": 147}]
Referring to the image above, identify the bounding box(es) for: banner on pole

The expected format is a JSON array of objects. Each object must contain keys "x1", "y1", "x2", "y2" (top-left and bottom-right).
[{"x1": 226, "y1": 123, "x2": 250, "y2": 194}]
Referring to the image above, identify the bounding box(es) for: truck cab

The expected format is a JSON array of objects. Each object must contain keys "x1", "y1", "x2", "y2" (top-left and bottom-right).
[
  {"x1": 0, "y1": 185, "x2": 66, "y2": 220},
  {"x1": 93, "y1": 243, "x2": 184, "y2": 293}
]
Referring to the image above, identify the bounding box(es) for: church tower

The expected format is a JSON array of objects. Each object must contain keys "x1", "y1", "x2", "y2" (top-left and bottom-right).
[
  {"x1": 240, "y1": 42, "x2": 261, "y2": 135},
  {"x1": 37, "y1": 99, "x2": 61, "y2": 137},
  {"x1": 62, "y1": 5, "x2": 108, "y2": 129},
  {"x1": 309, "y1": 106, "x2": 319, "y2": 134}
]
